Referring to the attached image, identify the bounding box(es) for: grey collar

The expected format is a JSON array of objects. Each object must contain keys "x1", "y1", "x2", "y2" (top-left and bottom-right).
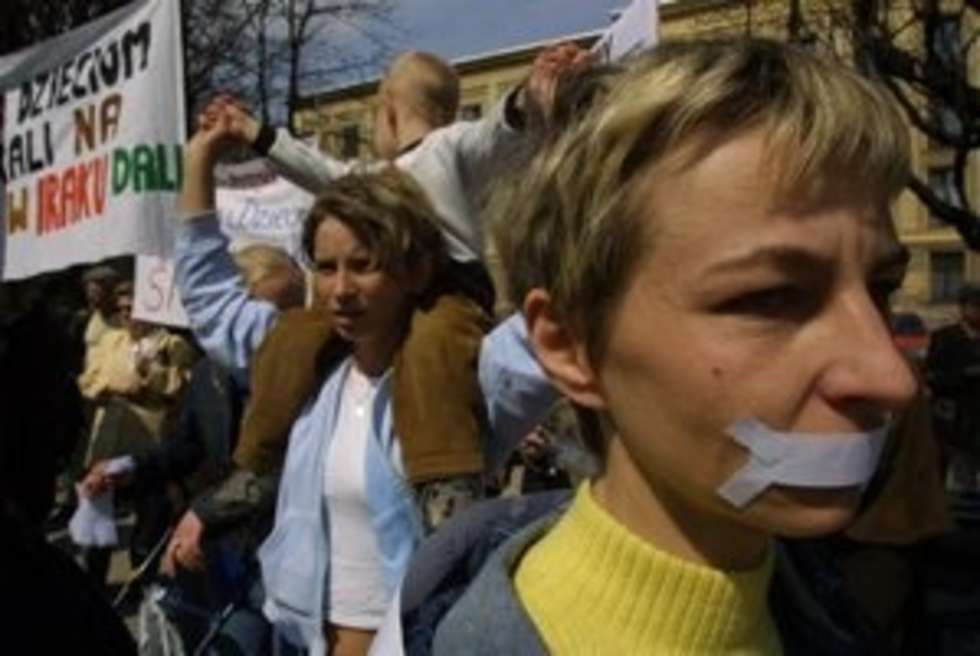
[{"x1": 432, "y1": 515, "x2": 556, "y2": 655}]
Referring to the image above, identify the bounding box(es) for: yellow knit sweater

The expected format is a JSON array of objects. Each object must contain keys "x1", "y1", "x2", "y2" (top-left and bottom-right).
[{"x1": 514, "y1": 483, "x2": 783, "y2": 655}]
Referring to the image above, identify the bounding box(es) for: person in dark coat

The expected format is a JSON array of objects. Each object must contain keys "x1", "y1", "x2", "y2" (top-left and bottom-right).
[
  {"x1": 0, "y1": 279, "x2": 136, "y2": 655},
  {"x1": 925, "y1": 284, "x2": 980, "y2": 490}
]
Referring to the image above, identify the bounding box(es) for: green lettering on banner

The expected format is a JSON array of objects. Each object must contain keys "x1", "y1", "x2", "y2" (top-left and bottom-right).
[
  {"x1": 112, "y1": 147, "x2": 131, "y2": 194},
  {"x1": 156, "y1": 144, "x2": 180, "y2": 190},
  {"x1": 132, "y1": 144, "x2": 157, "y2": 192},
  {"x1": 111, "y1": 144, "x2": 183, "y2": 194}
]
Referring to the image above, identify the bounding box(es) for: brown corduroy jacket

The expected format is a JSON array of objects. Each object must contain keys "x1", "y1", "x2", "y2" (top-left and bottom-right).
[{"x1": 232, "y1": 295, "x2": 488, "y2": 484}]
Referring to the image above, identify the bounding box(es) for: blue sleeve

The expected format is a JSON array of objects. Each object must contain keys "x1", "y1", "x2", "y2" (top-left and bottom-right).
[
  {"x1": 173, "y1": 213, "x2": 279, "y2": 384},
  {"x1": 479, "y1": 313, "x2": 559, "y2": 473}
]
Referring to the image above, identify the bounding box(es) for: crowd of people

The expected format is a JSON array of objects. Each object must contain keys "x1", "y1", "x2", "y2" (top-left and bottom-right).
[{"x1": 1, "y1": 35, "x2": 977, "y2": 655}]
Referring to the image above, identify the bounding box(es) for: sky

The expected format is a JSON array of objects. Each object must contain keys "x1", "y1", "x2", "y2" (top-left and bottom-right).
[
  {"x1": 393, "y1": 0, "x2": 624, "y2": 60},
  {"x1": 307, "y1": 0, "x2": 626, "y2": 93}
]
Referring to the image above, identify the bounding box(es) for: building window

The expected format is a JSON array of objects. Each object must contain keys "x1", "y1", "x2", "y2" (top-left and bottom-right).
[
  {"x1": 930, "y1": 251, "x2": 965, "y2": 303},
  {"x1": 929, "y1": 14, "x2": 961, "y2": 69},
  {"x1": 929, "y1": 103, "x2": 964, "y2": 144},
  {"x1": 927, "y1": 165, "x2": 958, "y2": 227},
  {"x1": 339, "y1": 124, "x2": 360, "y2": 159},
  {"x1": 927, "y1": 14, "x2": 964, "y2": 144},
  {"x1": 459, "y1": 103, "x2": 482, "y2": 120}
]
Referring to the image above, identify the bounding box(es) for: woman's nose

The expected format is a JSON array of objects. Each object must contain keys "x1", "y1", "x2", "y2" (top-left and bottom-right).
[
  {"x1": 333, "y1": 268, "x2": 357, "y2": 298},
  {"x1": 819, "y1": 294, "x2": 918, "y2": 420}
]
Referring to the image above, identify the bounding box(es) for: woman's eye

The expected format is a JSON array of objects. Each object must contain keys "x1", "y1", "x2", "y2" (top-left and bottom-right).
[
  {"x1": 349, "y1": 257, "x2": 377, "y2": 274},
  {"x1": 716, "y1": 286, "x2": 814, "y2": 318}
]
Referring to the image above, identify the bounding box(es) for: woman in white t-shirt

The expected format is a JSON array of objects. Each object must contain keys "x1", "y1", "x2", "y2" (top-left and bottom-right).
[
  {"x1": 177, "y1": 111, "x2": 555, "y2": 655},
  {"x1": 253, "y1": 168, "x2": 487, "y2": 656}
]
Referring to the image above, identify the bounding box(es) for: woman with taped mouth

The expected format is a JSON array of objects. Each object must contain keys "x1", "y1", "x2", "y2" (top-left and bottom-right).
[{"x1": 405, "y1": 39, "x2": 919, "y2": 655}]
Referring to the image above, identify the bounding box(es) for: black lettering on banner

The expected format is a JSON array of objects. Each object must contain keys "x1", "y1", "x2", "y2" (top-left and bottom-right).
[
  {"x1": 33, "y1": 73, "x2": 48, "y2": 118},
  {"x1": 16, "y1": 73, "x2": 50, "y2": 124},
  {"x1": 16, "y1": 81, "x2": 33, "y2": 124},
  {"x1": 57, "y1": 60, "x2": 74, "y2": 106},
  {"x1": 87, "y1": 49, "x2": 102, "y2": 96},
  {"x1": 122, "y1": 21, "x2": 152, "y2": 78},
  {"x1": 73, "y1": 52, "x2": 92, "y2": 98},
  {"x1": 100, "y1": 42, "x2": 120, "y2": 86},
  {"x1": 3, "y1": 123, "x2": 55, "y2": 183},
  {"x1": 7, "y1": 135, "x2": 23, "y2": 179},
  {"x1": 12, "y1": 19, "x2": 155, "y2": 125},
  {"x1": 46, "y1": 65, "x2": 60, "y2": 110}
]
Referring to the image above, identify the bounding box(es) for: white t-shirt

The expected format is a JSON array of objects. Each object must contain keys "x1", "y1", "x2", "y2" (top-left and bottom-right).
[{"x1": 323, "y1": 365, "x2": 390, "y2": 629}]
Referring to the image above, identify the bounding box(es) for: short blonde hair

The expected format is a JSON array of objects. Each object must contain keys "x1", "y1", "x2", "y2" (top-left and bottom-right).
[
  {"x1": 301, "y1": 167, "x2": 447, "y2": 276},
  {"x1": 384, "y1": 51, "x2": 460, "y2": 126},
  {"x1": 496, "y1": 38, "x2": 910, "y2": 362},
  {"x1": 232, "y1": 244, "x2": 298, "y2": 292}
]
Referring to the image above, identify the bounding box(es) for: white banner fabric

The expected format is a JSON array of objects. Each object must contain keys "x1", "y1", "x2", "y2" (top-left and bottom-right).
[{"x1": 1, "y1": 0, "x2": 184, "y2": 280}]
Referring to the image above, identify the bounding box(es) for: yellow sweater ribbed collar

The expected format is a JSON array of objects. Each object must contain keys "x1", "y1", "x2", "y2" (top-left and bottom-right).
[{"x1": 514, "y1": 483, "x2": 782, "y2": 655}]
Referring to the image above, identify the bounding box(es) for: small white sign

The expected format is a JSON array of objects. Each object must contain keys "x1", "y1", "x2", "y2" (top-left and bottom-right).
[
  {"x1": 134, "y1": 253, "x2": 188, "y2": 327},
  {"x1": 593, "y1": 0, "x2": 659, "y2": 63}
]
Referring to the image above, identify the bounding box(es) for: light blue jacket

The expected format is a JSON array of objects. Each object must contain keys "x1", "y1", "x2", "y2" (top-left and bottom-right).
[
  {"x1": 174, "y1": 214, "x2": 277, "y2": 387},
  {"x1": 257, "y1": 360, "x2": 420, "y2": 655},
  {"x1": 174, "y1": 213, "x2": 558, "y2": 654}
]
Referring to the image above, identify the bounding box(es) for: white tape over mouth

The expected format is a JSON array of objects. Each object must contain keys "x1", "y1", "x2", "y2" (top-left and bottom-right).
[{"x1": 716, "y1": 418, "x2": 889, "y2": 509}]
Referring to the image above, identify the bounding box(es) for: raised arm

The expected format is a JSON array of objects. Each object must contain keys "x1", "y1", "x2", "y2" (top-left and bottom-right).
[
  {"x1": 175, "y1": 105, "x2": 280, "y2": 382},
  {"x1": 450, "y1": 42, "x2": 595, "y2": 194},
  {"x1": 203, "y1": 95, "x2": 355, "y2": 194},
  {"x1": 262, "y1": 127, "x2": 356, "y2": 193}
]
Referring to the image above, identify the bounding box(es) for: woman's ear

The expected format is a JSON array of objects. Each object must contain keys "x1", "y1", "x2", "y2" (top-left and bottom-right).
[
  {"x1": 524, "y1": 288, "x2": 607, "y2": 410},
  {"x1": 383, "y1": 93, "x2": 399, "y2": 140}
]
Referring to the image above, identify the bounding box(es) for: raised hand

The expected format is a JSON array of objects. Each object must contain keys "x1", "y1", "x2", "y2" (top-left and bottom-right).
[
  {"x1": 523, "y1": 42, "x2": 595, "y2": 124},
  {"x1": 180, "y1": 95, "x2": 257, "y2": 215},
  {"x1": 198, "y1": 94, "x2": 261, "y2": 145}
]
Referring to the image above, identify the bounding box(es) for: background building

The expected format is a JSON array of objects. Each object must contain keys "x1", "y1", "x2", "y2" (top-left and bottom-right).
[{"x1": 293, "y1": 0, "x2": 980, "y2": 323}]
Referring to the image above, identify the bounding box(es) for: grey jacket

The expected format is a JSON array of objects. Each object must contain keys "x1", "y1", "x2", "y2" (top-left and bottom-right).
[{"x1": 399, "y1": 492, "x2": 890, "y2": 656}]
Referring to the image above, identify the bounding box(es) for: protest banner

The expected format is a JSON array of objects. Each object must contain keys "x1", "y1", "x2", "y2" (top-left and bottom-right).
[
  {"x1": 592, "y1": 0, "x2": 659, "y2": 62},
  {"x1": 133, "y1": 161, "x2": 313, "y2": 327},
  {"x1": 0, "y1": 0, "x2": 184, "y2": 280}
]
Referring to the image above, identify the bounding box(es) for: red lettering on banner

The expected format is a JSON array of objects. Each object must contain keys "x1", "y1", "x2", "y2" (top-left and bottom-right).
[
  {"x1": 75, "y1": 160, "x2": 93, "y2": 217},
  {"x1": 37, "y1": 173, "x2": 60, "y2": 234},
  {"x1": 61, "y1": 166, "x2": 78, "y2": 224},
  {"x1": 92, "y1": 157, "x2": 107, "y2": 214},
  {"x1": 36, "y1": 155, "x2": 109, "y2": 235}
]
